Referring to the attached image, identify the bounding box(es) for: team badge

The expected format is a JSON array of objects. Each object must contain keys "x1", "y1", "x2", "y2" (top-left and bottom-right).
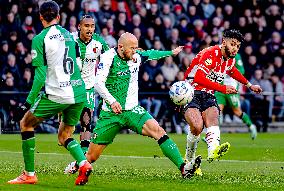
[
  {"x1": 132, "y1": 57, "x2": 137, "y2": 63},
  {"x1": 93, "y1": 47, "x2": 97, "y2": 53},
  {"x1": 97, "y1": 62, "x2": 103, "y2": 69},
  {"x1": 205, "y1": 58, "x2": 212, "y2": 66}
]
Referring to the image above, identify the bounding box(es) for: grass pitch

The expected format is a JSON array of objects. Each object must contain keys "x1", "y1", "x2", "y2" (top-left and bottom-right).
[{"x1": 0, "y1": 133, "x2": 283, "y2": 191}]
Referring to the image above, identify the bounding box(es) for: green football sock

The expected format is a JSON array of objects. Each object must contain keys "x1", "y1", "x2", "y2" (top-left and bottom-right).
[
  {"x1": 66, "y1": 138, "x2": 86, "y2": 164},
  {"x1": 158, "y1": 135, "x2": 184, "y2": 169},
  {"x1": 21, "y1": 131, "x2": 35, "y2": 172},
  {"x1": 241, "y1": 112, "x2": 252, "y2": 127}
]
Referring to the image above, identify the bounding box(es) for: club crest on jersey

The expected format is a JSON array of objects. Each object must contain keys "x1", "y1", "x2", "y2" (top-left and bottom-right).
[
  {"x1": 132, "y1": 57, "x2": 137, "y2": 63},
  {"x1": 97, "y1": 62, "x2": 103, "y2": 69},
  {"x1": 93, "y1": 47, "x2": 97, "y2": 53},
  {"x1": 205, "y1": 58, "x2": 212, "y2": 66}
]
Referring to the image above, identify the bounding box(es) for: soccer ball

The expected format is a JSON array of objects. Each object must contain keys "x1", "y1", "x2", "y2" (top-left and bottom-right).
[{"x1": 169, "y1": 81, "x2": 194, "y2": 106}]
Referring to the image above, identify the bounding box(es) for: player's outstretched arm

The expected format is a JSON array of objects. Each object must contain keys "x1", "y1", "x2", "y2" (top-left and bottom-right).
[{"x1": 138, "y1": 46, "x2": 184, "y2": 63}]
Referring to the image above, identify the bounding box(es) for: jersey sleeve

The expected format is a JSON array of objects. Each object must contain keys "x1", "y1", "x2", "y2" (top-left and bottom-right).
[
  {"x1": 31, "y1": 35, "x2": 45, "y2": 67},
  {"x1": 26, "y1": 65, "x2": 47, "y2": 105},
  {"x1": 94, "y1": 53, "x2": 116, "y2": 105},
  {"x1": 137, "y1": 49, "x2": 173, "y2": 64},
  {"x1": 197, "y1": 51, "x2": 214, "y2": 74}
]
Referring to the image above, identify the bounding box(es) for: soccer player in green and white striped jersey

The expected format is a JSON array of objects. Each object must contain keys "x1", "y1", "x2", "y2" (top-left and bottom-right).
[
  {"x1": 64, "y1": 15, "x2": 109, "y2": 174},
  {"x1": 8, "y1": 1, "x2": 92, "y2": 185},
  {"x1": 81, "y1": 32, "x2": 202, "y2": 181}
]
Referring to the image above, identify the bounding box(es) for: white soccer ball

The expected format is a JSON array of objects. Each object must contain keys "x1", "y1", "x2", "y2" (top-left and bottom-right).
[{"x1": 169, "y1": 81, "x2": 194, "y2": 106}]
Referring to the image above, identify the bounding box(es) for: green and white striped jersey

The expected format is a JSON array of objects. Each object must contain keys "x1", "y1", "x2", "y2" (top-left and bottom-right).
[
  {"x1": 31, "y1": 24, "x2": 85, "y2": 104},
  {"x1": 94, "y1": 48, "x2": 173, "y2": 111},
  {"x1": 72, "y1": 32, "x2": 109, "y2": 89}
]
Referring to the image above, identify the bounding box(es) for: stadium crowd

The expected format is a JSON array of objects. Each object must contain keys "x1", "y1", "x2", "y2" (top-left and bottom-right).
[{"x1": 0, "y1": 0, "x2": 283, "y2": 132}]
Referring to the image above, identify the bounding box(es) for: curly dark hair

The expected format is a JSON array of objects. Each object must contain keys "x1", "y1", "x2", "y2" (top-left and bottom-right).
[
  {"x1": 39, "y1": 1, "x2": 59, "y2": 23},
  {"x1": 223, "y1": 29, "x2": 245, "y2": 43}
]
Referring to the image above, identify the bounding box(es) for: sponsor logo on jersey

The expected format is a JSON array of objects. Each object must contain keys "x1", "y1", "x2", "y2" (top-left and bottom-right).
[
  {"x1": 59, "y1": 79, "x2": 83, "y2": 87},
  {"x1": 206, "y1": 71, "x2": 226, "y2": 83},
  {"x1": 97, "y1": 62, "x2": 103, "y2": 69},
  {"x1": 205, "y1": 58, "x2": 212, "y2": 66},
  {"x1": 49, "y1": 33, "x2": 63, "y2": 40},
  {"x1": 117, "y1": 67, "x2": 138, "y2": 76},
  {"x1": 83, "y1": 58, "x2": 96, "y2": 63},
  {"x1": 31, "y1": 49, "x2": 37, "y2": 59}
]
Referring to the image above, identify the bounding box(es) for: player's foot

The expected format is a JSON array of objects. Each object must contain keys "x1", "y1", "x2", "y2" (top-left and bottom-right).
[
  {"x1": 7, "y1": 171, "x2": 38, "y2": 184},
  {"x1": 249, "y1": 124, "x2": 257, "y2": 140},
  {"x1": 194, "y1": 168, "x2": 203, "y2": 176},
  {"x1": 75, "y1": 161, "x2": 93, "y2": 185},
  {"x1": 64, "y1": 161, "x2": 79, "y2": 174},
  {"x1": 181, "y1": 155, "x2": 202, "y2": 179},
  {"x1": 207, "y1": 142, "x2": 230, "y2": 163}
]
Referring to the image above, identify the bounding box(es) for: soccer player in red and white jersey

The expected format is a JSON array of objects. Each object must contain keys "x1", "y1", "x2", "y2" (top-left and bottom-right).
[{"x1": 183, "y1": 29, "x2": 262, "y2": 167}]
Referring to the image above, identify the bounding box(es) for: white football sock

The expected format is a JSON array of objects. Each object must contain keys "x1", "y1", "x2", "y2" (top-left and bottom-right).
[
  {"x1": 27, "y1": 171, "x2": 35, "y2": 176},
  {"x1": 205, "y1": 126, "x2": 220, "y2": 156},
  {"x1": 185, "y1": 131, "x2": 200, "y2": 162}
]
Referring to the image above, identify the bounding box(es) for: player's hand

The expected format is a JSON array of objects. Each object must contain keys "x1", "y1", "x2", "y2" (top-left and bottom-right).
[
  {"x1": 111, "y1": 101, "x2": 122, "y2": 114},
  {"x1": 225, "y1": 85, "x2": 238, "y2": 94},
  {"x1": 250, "y1": 85, "x2": 262, "y2": 94},
  {"x1": 172, "y1": 46, "x2": 184, "y2": 56},
  {"x1": 14, "y1": 102, "x2": 31, "y2": 122}
]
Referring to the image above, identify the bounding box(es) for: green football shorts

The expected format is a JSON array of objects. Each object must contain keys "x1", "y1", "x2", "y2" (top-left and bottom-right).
[
  {"x1": 91, "y1": 105, "x2": 153, "y2": 144},
  {"x1": 215, "y1": 91, "x2": 241, "y2": 108},
  {"x1": 85, "y1": 87, "x2": 95, "y2": 109},
  {"x1": 30, "y1": 94, "x2": 84, "y2": 126}
]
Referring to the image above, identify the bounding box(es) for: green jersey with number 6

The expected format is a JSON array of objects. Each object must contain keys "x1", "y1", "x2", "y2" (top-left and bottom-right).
[
  {"x1": 31, "y1": 24, "x2": 85, "y2": 104},
  {"x1": 94, "y1": 48, "x2": 173, "y2": 111}
]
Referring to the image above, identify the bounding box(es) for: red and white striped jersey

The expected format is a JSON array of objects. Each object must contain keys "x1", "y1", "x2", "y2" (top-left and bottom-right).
[{"x1": 184, "y1": 45, "x2": 236, "y2": 94}]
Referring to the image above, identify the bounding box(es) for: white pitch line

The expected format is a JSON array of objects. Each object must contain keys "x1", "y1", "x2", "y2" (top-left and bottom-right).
[{"x1": 0, "y1": 150, "x2": 283, "y2": 164}]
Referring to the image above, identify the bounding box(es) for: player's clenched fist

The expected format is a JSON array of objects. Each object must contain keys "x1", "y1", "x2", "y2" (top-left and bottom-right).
[{"x1": 249, "y1": 85, "x2": 262, "y2": 94}]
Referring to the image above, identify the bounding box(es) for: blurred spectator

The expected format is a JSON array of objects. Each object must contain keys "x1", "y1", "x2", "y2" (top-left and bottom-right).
[
  {"x1": 178, "y1": 42, "x2": 195, "y2": 67},
  {"x1": 270, "y1": 73, "x2": 284, "y2": 120},
  {"x1": 1, "y1": 54, "x2": 21, "y2": 86},
  {"x1": 20, "y1": 68, "x2": 33, "y2": 92},
  {"x1": 142, "y1": 60, "x2": 161, "y2": 81},
  {"x1": 249, "y1": 69, "x2": 272, "y2": 132},
  {"x1": 21, "y1": 16, "x2": 36, "y2": 35},
  {"x1": 0, "y1": 41, "x2": 10, "y2": 66},
  {"x1": 101, "y1": 27, "x2": 117, "y2": 48},
  {"x1": 140, "y1": 27, "x2": 156, "y2": 50},
  {"x1": 273, "y1": 56, "x2": 284, "y2": 79},
  {"x1": 201, "y1": 0, "x2": 215, "y2": 20},
  {"x1": 97, "y1": 0, "x2": 115, "y2": 26},
  {"x1": 139, "y1": 71, "x2": 161, "y2": 119},
  {"x1": 161, "y1": 56, "x2": 179, "y2": 84},
  {"x1": 160, "y1": 4, "x2": 175, "y2": 27}
]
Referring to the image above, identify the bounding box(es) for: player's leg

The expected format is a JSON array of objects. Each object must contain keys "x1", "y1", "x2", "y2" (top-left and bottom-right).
[
  {"x1": 182, "y1": 92, "x2": 205, "y2": 164},
  {"x1": 61, "y1": 102, "x2": 93, "y2": 185},
  {"x1": 229, "y1": 94, "x2": 257, "y2": 140},
  {"x1": 202, "y1": 93, "x2": 230, "y2": 162},
  {"x1": 79, "y1": 107, "x2": 93, "y2": 154},
  {"x1": 127, "y1": 106, "x2": 201, "y2": 178},
  {"x1": 8, "y1": 94, "x2": 60, "y2": 184}
]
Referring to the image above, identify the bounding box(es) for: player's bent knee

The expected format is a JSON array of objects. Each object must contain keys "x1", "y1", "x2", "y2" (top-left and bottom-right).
[{"x1": 142, "y1": 119, "x2": 165, "y2": 140}]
